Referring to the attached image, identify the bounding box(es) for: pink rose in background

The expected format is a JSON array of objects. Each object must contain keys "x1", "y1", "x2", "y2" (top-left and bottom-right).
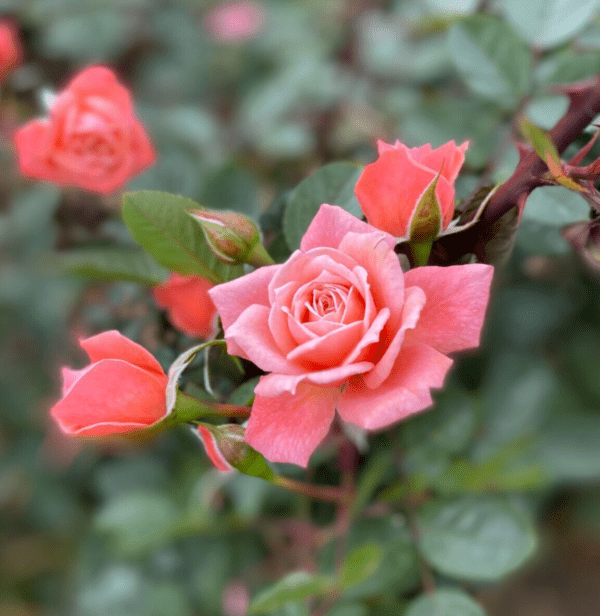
[
  {"x1": 51, "y1": 331, "x2": 168, "y2": 436},
  {"x1": 14, "y1": 66, "x2": 156, "y2": 194},
  {"x1": 0, "y1": 21, "x2": 22, "y2": 83},
  {"x1": 153, "y1": 274, "x2": 217, "y2": 339},
  {"x1": 210, "y1": 204, "x2": 493, "y2": 466},
  {"x1": 355, "y1": 140, "x2": 468, "y2": 239},
  {"x1": 204, "y1": 0, "x2": 265, "y2": 43}
]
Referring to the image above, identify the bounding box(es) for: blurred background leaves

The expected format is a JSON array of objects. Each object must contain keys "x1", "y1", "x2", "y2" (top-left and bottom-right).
[{"x1": 4, "y1": 1, "x2": 600, "y2": 615}]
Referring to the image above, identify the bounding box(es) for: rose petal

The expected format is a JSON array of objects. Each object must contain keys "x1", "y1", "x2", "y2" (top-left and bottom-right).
[
  {"x1": 286, "y1": 320, "x2": 366, "y2": 368},
  {"x1": 254, "y1": 361, "x2": 373, "y2": 397},
  {"x1": 209, "y1": 264, "x2": 279, "y2": 356},
  {"x1": 355, "y1": 147, "x2": 439, "y2": 238},
  {"x1": 338, "y1": 343, "x2": 453, "y2": 430},
  {"x1": 80, "y1": 330, "x2": 165, "y2": 376},
  {"x1": 245, "y1": 384, "x2": 339, "y2": 466},
  {"x1": 51, "y1": 359, "x2": 167, "y2": 435},
  {"x1": 363, "y1": 286, "x2": 426, "y2": 389},
  {"x1": 337, "y1": 231, "x2": 405, "y2": 333},
  {"x1": 416, "y1": 140, "x2": 468, "y2": 184},
  {"x1": 197, "y1": 425, "x2": 234, "y2": 472},
  {"x1": 403, "y1": 264, "x2": 493, "y2": 354},
  {"x1": 300, "y1": 204, "x2": 395, "y2": 252},
  {"x1": 227, "y1": 304, "x2": 301, "y2": 372}
]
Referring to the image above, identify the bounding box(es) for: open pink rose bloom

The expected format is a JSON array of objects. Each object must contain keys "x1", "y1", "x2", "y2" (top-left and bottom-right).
[
  {"x1": 14, "y1": 66, "x2": 156, "y2": 194},
  {"x1": 0, "y1": 20, "x2": 22, "y2": 83},
  {"x1": 153, "y1": 273, "x2": 217, "y2": 339},
  {"x1": 355, "y1": 139, "x2": 469, "y2": 239},
  {"x1": 210, "y1": 205, "x2": 493, "y2": 466},
  {"x1": 51, "y1": 331, "x2": 168, "y2": 436}
]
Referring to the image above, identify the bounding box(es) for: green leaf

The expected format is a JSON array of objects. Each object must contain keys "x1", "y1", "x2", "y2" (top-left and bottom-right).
[
  {"x1": 248, "y1": 572, "x2": 332, "y2": 614},
  {"x1": 121, "y1": 190, "x2": 242, "y2": 283},
  {"x1": 405, "y1": 588, "x2": 486, "y2": 616},
  {"x1": 417, "y1": 496, "x2": 537, "y2": 581},
  {"x1": 283, "y1": 162, "x2": 364, "y2": 250},
  {"x1": 55, "y1": 247, "x2": 169, "y2": 285},
  {"x1": 501, "y1": 0, "x2": 600, "y2": 49},
  {"x1": 339, "y1": 543, "x2": 383, "y2": 590},
  {"x1": 447, "y1": 15, "x2": 531, "y2": 106},
  {"x1": 323, "y1": 605, "x2": 368, "y2": 616},
  {"x1": 519, "y1": 118, "x2": 561, "y2": 166},
  {"x1": 537, "y1": 48, "x2": 600, "y2": 84}
]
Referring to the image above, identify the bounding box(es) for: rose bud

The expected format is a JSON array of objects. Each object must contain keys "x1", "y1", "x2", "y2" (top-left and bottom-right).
[
  {"x1": 355, "y1": 139, "x2": 468, "y2": 241},
  {"x1": 51, "y1": 331, "x2": 168, "y2": 436},
  {"x1": 210, "y1": 204, "x2": 493, "y2": 467},
  {"x1": 0, "y1": 21, "x2": 22, "y2": 83},
  {"x1": 196, "y1": 423, "x2": 274, "y2": 479},
  {"x1": 189, "y1": 209, "x2": 272, "y2": 267},
  {"x1": 153, "y1": 274, "x2": 217, "y2": 339},
  {"x1": 14, "y1": 66, "x2": 156, "y2": 194}
]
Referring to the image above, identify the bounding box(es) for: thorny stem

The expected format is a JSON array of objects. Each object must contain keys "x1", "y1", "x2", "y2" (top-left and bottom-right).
[{"x1": 481, "y1": 76, "x2": 600, "y2": 227}]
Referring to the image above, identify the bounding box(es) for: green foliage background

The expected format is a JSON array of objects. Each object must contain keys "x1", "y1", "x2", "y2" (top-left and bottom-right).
[{"x1": 3, "y1": 0, "x2": 600, "y2": 614}]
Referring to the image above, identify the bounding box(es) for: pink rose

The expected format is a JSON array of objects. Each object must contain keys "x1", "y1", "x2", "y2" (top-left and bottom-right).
[
  {"x1": 153, "y1": 274, "x2": 217, "y2": 339},
  {"x1": 355, "y1": 140, "x2": 469, "y2": 239},
  {"x1": 204, "y1": 0, "x2": 265, "y2": 43},
  {"x1": 0, "y1": 21, "x2": 22, "y2": 83},
  {"x1": 209, "y1": 205, "x2": 493, "y2": 466},
  {"x1": 14, "y1": 66, "x2": 156, "y2": 194},
  {"x1": 51, "y1": 330, "x2": 168, "y2": 436}
]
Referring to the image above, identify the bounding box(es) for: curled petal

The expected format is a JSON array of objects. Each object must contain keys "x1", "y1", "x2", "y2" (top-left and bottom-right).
[{"x1": 80, "y1": 330, "x2": 165, "y2": 376}]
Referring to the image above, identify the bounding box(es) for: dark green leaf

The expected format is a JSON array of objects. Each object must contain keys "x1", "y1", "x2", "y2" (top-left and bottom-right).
[
  {"x1": 501, "y1": 0, "x2": 600, "y2": 49},
  {"x1": 55, "y1": 247, "x2": 169, "y2": 285},
  {"x1": 283, "y1": 163, "x2": 363, "y2": 250},
  {"x1": 121, "y1": 190, "x2": 242, "y2": 283},
  {"x1": 447, "y1": 15, "x2": 531, "y2": 106}
]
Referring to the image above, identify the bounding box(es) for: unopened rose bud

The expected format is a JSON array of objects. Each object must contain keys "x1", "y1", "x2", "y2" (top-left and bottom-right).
[
  {"x1": 196, "y1": 423, "x2": 274, "y2": 480},
  {"x1": 189, "y1": 209, "x2": 260, "y2": 264}
]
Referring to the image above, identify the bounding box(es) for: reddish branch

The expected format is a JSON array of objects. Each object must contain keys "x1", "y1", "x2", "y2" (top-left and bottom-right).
[{"x1": 481, "y1": 76, "x2": 600, "y2": 226}]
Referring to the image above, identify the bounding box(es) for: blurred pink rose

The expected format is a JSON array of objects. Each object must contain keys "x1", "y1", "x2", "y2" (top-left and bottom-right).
[
  {"x1": 153, "y1": 274, "x2": 217, "y2": 338},
  {"x1": 210, "y1": 204, "x2": 493, "y2": 466},
  {"x1": 51, "y1": 331, "x2": 168, "y2": 436},
  {"x1": 204, "y1": 0, "x2": 265, "y2": 43},
  {"x1": 14, "y1": 66, "x2": 156, "y2": 194},
  {"x1": 0, "y1": 20, "x2": 22, "y2": 83},
  {"x1": 355, "y1": 140, "x2": 468, "y2": 239}
]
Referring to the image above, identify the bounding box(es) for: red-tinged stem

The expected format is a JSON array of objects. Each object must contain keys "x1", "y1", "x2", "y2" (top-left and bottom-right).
[
  {"x1": 210, "y1": 403, "x2": 252, "y2": 418},
  {"x1": 273, "y1": 476, "x2": 353, "y2": 504},
  {"x1": 481, "y1": 76, "x2": 600, "y2": 227}
]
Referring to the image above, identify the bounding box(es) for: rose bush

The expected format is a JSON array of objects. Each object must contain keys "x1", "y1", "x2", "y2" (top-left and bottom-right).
[
  {"x1": 210, "y1": 204, "x2": 493, "y2": 466},
  {"x1": 153, "y1": 273, "x2": 217, "y2": 339},
  {"x1": 355, "y1": 139, "x2": 468, "y2": 239},
  {"x1": 0, "y1": 20, "x2": 22, "y2": 83},
  {"x1": 51, "y1": 330, "x2": 168, "y2": 436},
  {"x1": 14, "y1": 66, "x2": 156, "y2": 194}
]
